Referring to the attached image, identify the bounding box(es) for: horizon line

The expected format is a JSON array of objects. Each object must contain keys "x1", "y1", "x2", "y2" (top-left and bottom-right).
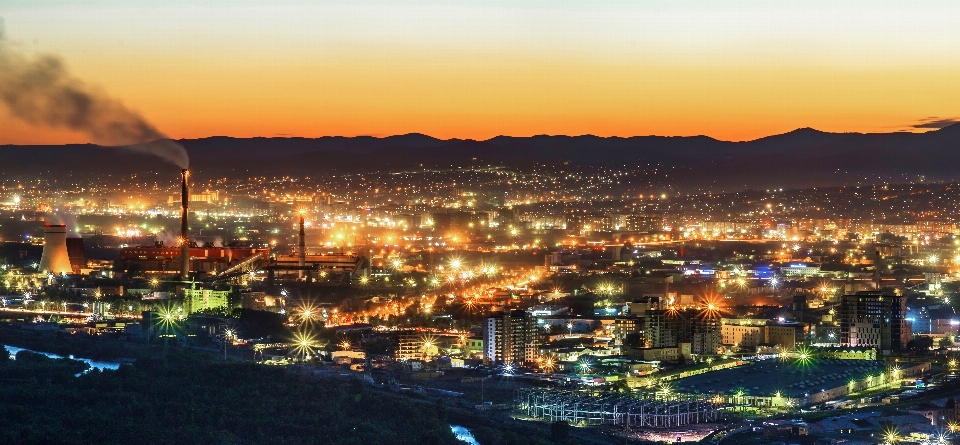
[{"x1": 2, "y1": 124, "x2": 954, "y2": 147}]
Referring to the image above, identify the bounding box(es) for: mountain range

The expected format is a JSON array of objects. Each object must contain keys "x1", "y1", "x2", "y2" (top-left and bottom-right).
[{"x1": 2, "y1": 124, "x2": 959, "y2": 191}]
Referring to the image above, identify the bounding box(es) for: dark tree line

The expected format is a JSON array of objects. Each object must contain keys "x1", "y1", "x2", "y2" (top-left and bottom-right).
[{"x1": 0, "y1": 350, "x2": 459, "y2": 445}]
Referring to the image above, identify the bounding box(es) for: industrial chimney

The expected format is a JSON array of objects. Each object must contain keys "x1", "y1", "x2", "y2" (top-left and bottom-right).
[
  {"x1": 298, "y1": 210, "x2": 306, "y2": 279},
  {"x1": 39, "y1": 223, "x2": 72, "y2": 274},
  {"x1": 180, "y1": 169, "x2": 190, "y2": 280}
]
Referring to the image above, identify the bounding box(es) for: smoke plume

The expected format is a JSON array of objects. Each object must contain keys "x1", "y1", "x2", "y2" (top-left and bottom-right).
[
  {"x1": 51, "y1": 212, "x2": 81, "y2": 238},
  {"x1": 0, "y1": 22, "x2": 188, "y2": 168}
]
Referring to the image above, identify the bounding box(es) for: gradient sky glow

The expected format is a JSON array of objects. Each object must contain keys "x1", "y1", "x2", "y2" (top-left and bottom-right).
[{"x1": 2, "y1": 0, "x2": 960, "y2": 143}]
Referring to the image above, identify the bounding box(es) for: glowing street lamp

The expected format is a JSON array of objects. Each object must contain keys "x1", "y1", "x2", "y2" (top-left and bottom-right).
[
  {"x1": 658, "y1": 382, "x2": 672, "y2": 395},
  {"x1": 794, "y1": 346, "x2": 813, "y2": 368},
  {"x1": 292, "y1": 331, "x2": 316, "y2": 361},
  {"x1": 540, "y1": 356, "x2": 556, "y2": 373},
  {"x1": 577, "y1": 358, "x2": 593, "y2": 374},
  {"x1": 883, "y1": 426, "x2": 900, "y2": 444}
]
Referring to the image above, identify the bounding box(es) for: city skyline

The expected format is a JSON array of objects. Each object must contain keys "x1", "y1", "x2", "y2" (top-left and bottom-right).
[
  {"x1": 3, "y1": 3, "x2": 960, "y2": 444},
  {"x1": 3, "y1": 0, "x2": 960, "y2": 145}
]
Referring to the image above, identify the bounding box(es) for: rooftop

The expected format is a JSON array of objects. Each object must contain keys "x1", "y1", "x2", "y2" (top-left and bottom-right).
[{"x1": 673, "y1": 358, "x2": 887, "y2": 398}]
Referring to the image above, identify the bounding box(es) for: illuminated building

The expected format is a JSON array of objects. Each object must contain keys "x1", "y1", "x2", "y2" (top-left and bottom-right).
[
  {"x1": 482, "y1": 310, "x2": 538, "y2": 365},
  {"x1": 183, "y1": 284, "x2": 231, "y2": 314},
  {"x1": 642, "y1": 303, "x2": 721, "y2": 355},
  {"x1": 839, "y1": 291, "x2": 910, "y2": 352},
  {"x1": 429, "y1": 210, "x2": 488, "y2": 231},
  {"x1": 396, "y1": 333, "x2": 441, "y2": 361},
  {"x1": 269, "y1": 254, "x2": 366, "y2": 282},
  {"x1": 115, "y1": 245, "x2": 269, "y2": 277},
  {"x1": 721, "y1": 322, "x2": 797, "y2": 349}
]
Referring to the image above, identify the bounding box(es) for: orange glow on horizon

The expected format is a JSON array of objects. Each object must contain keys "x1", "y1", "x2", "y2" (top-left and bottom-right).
[{"x1": 0, "y1": 7, "x2": 960, "y2": 144}]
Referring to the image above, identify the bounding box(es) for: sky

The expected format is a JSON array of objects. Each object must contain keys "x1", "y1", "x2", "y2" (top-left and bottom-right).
[{"x1": 2, "y1": 0, "x2": 960, "y2": 144}]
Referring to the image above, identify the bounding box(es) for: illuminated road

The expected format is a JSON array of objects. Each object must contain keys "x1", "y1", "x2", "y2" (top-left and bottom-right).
[{"x1": 0, "y1": 308, "x2": 141, "y2": 319}]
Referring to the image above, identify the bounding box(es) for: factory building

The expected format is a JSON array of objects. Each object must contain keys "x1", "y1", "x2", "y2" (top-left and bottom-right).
[
  {"x1": 114, "y1": 245, "x2": 269, "y2": 277},
  {"x1": 66, "y1": 238, "x2": 87, "y2": 273},
  {"x1": 270, "y1": 254, "x2": 367, "y2": 282}
]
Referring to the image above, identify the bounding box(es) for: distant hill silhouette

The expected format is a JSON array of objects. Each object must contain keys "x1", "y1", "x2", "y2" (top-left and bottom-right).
[{"x1": 3, "y1": 125, "x2": 959, "y2": 191}]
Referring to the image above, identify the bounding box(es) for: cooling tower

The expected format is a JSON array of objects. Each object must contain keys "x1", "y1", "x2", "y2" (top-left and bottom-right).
[{"x1": 39, "y1": 224, "x2": 72, "y2": 274}]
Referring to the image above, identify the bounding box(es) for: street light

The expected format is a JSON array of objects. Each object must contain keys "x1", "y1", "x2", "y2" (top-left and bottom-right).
[
  {"x1": 223, "y1": 329, "x2": 235, "y2": 359},
  {"x1": 883, "y1": 426, "x2": 900, "y2": 444},
  {"x1": 292, "y1": 331, "x2": 316, "y2": 362},
  {"x1": 577, "y1": 358, "x2": 592, "y2": 374}
]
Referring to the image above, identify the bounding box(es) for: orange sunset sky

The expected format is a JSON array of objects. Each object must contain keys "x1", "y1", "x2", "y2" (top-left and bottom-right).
[{"x1": 2, "y1": 0, "x2": 960, "y2": 144}]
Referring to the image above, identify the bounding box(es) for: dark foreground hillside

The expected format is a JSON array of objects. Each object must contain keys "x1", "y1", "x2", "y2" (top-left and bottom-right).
[{"x1": 0, "y1": 349, "x2": 558, "y2": 445}]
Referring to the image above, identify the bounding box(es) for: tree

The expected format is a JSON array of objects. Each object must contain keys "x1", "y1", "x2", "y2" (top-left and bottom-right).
[
  {"x1": 610, "y1": 379, "x2": 630, "y2": 393},
  {"x1": 906, "y1": 336, "x2": 934, "y2": 352},
  {"x1": 939, "y1": 337, "x2": 954, "y2": 348},
  {"x1": 550, "y1": 421, "x2": 569, "y2": 442}
]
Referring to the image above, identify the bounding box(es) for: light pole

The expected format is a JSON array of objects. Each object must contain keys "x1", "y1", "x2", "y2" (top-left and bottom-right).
[{"x1": 224, "y1": 329, "x2": 235, "y2": 360}]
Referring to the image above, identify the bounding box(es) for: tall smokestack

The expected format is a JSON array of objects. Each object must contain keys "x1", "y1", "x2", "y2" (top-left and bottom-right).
[
  {"x1": 180, "y1": 169, "x2": 190, "y2": 280},
  {"x1": 876, "y1": 250, "x2": 881, "y2": 290},
  {"x1": 298, "y1": 210, "x2": 306, "y2": 279}
]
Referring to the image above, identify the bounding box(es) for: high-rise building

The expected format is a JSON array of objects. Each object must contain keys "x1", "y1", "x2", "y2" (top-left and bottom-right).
[
  {"x1": 397, "y1": 333, "x2": 438, "y2": 361},
  {"x1": 613, "y1": 317, "x2": 645, "y2": 351},
  {"x1": 640, "y1": 302, "x2": 721, "y2": 355},
  {"x1": 839, "y1": 291, "x2": 910, "y2": 352},
  {"x1": 691, "y1": 314, "x2": 722, "y2": 355},
  {"x1": 482, "y1": 310, "x2": 538, "y2": 365},
  {"x1": 645, "y1": 308, "x2": 680, "y2": 348}
]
